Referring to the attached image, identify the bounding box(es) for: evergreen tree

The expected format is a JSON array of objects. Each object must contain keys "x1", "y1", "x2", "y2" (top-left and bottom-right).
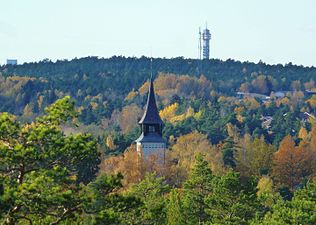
[
  {"x1": 166, "y1": 189, "x2": 186, "y2": 225},
  {"x1": 256, "y1": 180, "x2": 316, "y2": 225},
  {"x1": 0, "y1": 97, "x2": 100, "y2": 224},
  {"x1": 222, "y1": 137, "x2": 237, "y2": 168},
  {"x1": 128, "y1": 173, "x2": 170, "y2": 225},
  {"x1": 182, "y1": 154, "x2": 213, "y2": 224},
  {"x1": 82, "y1": 173, "x2": 142, "y2": 225},
  {"x1": 206, "y1": 171, "x2": 260, "y2": 225}
]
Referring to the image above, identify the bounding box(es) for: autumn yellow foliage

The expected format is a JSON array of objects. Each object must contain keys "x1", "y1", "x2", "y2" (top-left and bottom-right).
[
  {"x1": 306, "y1": 95, "x2": 316, "y2": 108},
  {"x1": 276, "y1": 97, "x2": 290, "y2": 107},
  {"x1": 137, "y1": 73, "x2": 213, "y2": 105},
  {"x1": 244, "y1": 97, "x2": 260, "y2": 110},
  {"x1": 138, "y1": 81, "x2": 150, "y2": 95},
  {"x1": 119, "y1": 104, "x2": 142, "y2": 134},
  {"x1": 106, "y1": 135, "x2": 117, "y2": 150},
  {"x1": 101, "y1": 145, "x2": 143, "y2": 186},
  {"x1": 160, "y1": 104, "x2": 202, "y2": 124},
  {"x1": 159, "y1": 103, "x2": 178, "y2": 121},
  {"x1": 167, "y1": 131, "x2": 213, "y2": 185},
  {"x1": 298, "y1": 127, "x2": 308, "y2": 140},
  {"x1": 236, "y1": 114, "x2": 245, "y2": 123},
  {"x1": 193, "y1": 109, "x2": 203, "y2": 120},
  {"x1": 236, "y1": 135, "x2": 275, "y2": 177},
  {"x1": 125, "y1": 89, "x2": 138, "y2": 101},
  {"x1": 90, "y1": 102, "x2": 98, "y2": 110}
]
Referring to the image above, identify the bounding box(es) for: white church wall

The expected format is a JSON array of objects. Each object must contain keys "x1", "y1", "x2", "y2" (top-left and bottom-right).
[{"x1": 136, "y1": 142, "x2": 166, "y2": 160}]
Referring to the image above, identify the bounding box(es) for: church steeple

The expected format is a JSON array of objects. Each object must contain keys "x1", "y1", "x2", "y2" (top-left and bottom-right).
[
  {"x1": 138, "y1": 78, "x2": 163, "y2": 125},
  {"x1": 135, "y1": 76, "x2": 166, "y2": 158}
]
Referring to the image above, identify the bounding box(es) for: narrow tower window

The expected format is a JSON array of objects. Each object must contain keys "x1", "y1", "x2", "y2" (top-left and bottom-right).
[{"x1": 149, "y1": 125, "x2": 155, "y2": 133}]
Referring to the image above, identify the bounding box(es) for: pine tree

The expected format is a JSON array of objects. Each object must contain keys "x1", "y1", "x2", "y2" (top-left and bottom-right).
[
  {"x1": 0, "y1": 96, "x2": 100, "y2": 224},
  {"x1": 222, "y1": 137, "x2": 236, "y2": 168},
  {"x1": 128, "y1": 173, "x2": 170, "y2": 225},
  {"x1": 206, "y1": 171, "x2": 260, "y2": 225},
  {"x1": 257, "y1": 180, "x2": 316, "y2": 225},
  {"x1": 166, "y1": 189, "x2": 186, "y2": 225},
  {"x1": 182, "y1": 154, "x2": 213, "y2": 225}
]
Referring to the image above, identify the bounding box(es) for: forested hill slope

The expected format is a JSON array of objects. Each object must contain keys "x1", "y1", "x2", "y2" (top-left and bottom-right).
[
  {"x1": 1, "y1": 56, "x2": 316, "y2": 95},
  {"x1": 0, "y1": 55, "x2": 315, "y2": 164},
  {"x1": 0, "y1": 56, "x2": 315, "y2": 145}
]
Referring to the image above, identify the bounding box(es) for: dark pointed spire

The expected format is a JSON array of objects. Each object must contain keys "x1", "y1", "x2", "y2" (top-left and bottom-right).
[{"x1": 138, "y1": 78, "x2": 163, "y2": 125}]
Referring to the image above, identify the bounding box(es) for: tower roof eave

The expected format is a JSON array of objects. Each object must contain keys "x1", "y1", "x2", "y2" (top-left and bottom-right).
[{"x1": 135, "y1": 133, "x2": 166, "y2": 143}]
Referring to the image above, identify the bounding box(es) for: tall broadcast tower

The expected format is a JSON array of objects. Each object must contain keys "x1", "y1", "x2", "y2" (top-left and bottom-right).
[{"x1": 199, "y1": 24, "x2": 211, "y2": 59}]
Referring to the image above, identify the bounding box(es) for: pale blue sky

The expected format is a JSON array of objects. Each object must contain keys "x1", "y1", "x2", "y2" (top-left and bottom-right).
[{"x1": 1, "y1": 0, "x2": 316, "y2": 66}]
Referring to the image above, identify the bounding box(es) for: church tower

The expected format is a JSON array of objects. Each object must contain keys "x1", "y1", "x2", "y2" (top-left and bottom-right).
[{"x1": 135, "y1": 77, "x2": 166, "y2": 158}]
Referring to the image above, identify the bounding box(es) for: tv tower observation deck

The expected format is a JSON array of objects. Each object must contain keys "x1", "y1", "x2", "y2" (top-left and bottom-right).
[{"x1": 202, "y1": 27, "x2": 211, "y2": 59}]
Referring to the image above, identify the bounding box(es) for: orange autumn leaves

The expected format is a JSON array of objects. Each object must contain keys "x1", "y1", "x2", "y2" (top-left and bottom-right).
[
  {"x1": 101, "y1": 124, "x2": 316, "y2": 190},
  {"x1": 101, "y1": 131, "x2": 222, "y2": 187},
  {"x1": 273, "y1": 127, "x2": 316, "y2": 190}
]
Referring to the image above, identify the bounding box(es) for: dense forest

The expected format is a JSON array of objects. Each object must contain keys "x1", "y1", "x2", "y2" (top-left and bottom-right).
[
  {"x1": 0, "y1": 57, "x2": 316, "y2": 224},
  {"x1": 0, "y1": 57, "x2": 315, "y2": 149}
]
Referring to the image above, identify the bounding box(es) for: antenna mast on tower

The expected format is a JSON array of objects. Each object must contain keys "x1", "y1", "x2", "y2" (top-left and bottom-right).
[{"x1": 198, "y1": 27, "x2": 202, "y2": 60}]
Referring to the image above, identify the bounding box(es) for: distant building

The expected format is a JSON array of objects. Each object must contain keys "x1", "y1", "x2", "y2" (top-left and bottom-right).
[
  {"x1": 6, "y1": 59, "x2": 17, "y2": 65},
  {"x1": 274, "y1": 91, "x2": 286, "y2": 98},
  {"x1": 135, "y1": 76, "x2": 166, "y2": 159},
  {"x1": 274, "y1": 90, "x2": 316, "y2": 98},
  {"x1": 305, "y1": 90, "x2": 316, "y2": 96},
  {"x1": 236, "y1": 92, "x2": 270, "y2": 101},
  {"x1": 261, "y1": 116, "x2": 273, "y2": 129},
  {"x1": 299, "y1": 112, "x2": 315, "y2": 122}
]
